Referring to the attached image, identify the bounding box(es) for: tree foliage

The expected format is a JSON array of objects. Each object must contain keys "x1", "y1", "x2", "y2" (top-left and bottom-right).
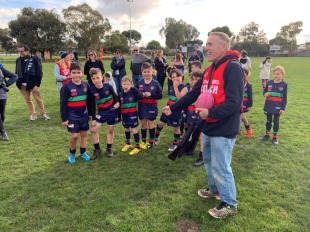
[
  {"x1": 146, "y1": 40, "x2": 162, "y2": 50},
  {"x1": 8, "y1": 7, "x2": 66, "y2": 56},
  {"x1": 103, "y1": 31, "x2": 130, "y2": 53},
  {"x1": 121, "y1": 30, "x2": 142, "y2": 45},
  {"x1": 0, "y1": 28, "x2": 16, "y2": 53},
  {"x1": 159, "y1": 18, "x2": 200, "y2": 49},
  {"x1": 62, "y1": 3, "x2": 111, "y2": 53}
]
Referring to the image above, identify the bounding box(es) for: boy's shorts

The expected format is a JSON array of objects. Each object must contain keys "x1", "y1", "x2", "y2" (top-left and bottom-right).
[
  {"x1": 67, "y1": 118, "x2": 89, "y2": 133},
  {"x1": 160, "y1": 114, "x2": 180, "y2": 127},
  {"x1": 138, "y1": 116, "x2": 156, "y2": 121},
  {"x1": 122, "y1": 121, "x2": 139, "y2": 129},
  {"x1": 96, "y1": 110, "x2": 120, "y2": 125}
]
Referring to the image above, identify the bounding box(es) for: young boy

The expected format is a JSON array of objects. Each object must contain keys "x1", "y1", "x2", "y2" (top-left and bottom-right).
[
  {"x1": 166, "y1": 60, "x2": 178, "y2": 93},
  {"x1": 238, "y1": 68, "x2": 253, "y2": 138},
  {"x1": 155, "y1": 69, "x2": 188, "y2": 151},
  {"x1": 259, "y1": 65, "x2": 287, "y2": 145},
  {"x1": 89, "y1": 68, "x2": 120, "y2": 159},
  {"x1": 60, "y1": 63, "x2": 92, "y2": 164},
  {"x1": 138, "y1": 62, "x2": 163, "y2": 149},
  {"x1": 119, "y1": 76, "x2": 144, "y2": 155}
]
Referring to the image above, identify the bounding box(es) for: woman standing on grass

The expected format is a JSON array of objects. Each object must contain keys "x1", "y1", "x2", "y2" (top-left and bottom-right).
[
  {"x1": 0, "y1": 64, "x2": 18, "y2": 141},
  {"x1": 54, "y1": 52, "x2": 71, "y2": 92},
  {"x1": 84, "y1": 50, "x2": 105, "y2": 86}
]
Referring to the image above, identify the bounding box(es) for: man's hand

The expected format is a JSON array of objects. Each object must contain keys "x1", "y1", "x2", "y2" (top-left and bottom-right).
[
  {"x1": 162, "y1": 106, "x2": 172, "y2": 116},
  {"x1": 195, "y1": 108, "x2": 209, "y2": 120}
]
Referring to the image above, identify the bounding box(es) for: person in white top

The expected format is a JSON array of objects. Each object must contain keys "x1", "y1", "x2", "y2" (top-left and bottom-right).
[{"x1": 259, "y1": 56, "x2": 272, "y2": 90}]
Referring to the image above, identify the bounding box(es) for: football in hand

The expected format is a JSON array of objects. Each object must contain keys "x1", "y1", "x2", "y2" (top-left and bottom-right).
[{"x1": 195, "y1": 92, "x2": 214, "y2": 109}]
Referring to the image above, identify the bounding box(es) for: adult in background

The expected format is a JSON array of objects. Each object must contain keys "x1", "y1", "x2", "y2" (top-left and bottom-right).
[
  {"x1": 15, "y1": 45, "x2": 50, "y2": 121},
  {"x1": 0, "y1": 64, "x2": 18, "y2": 141},
  {"x1": 239, "y1": 50, "x2": 251, "y2": 73},
  {"x1": 54, "y1": 52, "x2": 71, "y2": 92},
  {"x1": 110, "y1": 49, "x2": 126, "y2": 94},
  {"x1": 163, "y1": 32, "x2": 244, "y2": 219},
  {"x1": 154, "y1": 49, "x2": 167, "y2": 89},
  {"x1": 194, "y1": 43, "x2": 204, "y2": 64},
  {"x1": 130, "y1": 45, "x2": 151, "y2": 87},
  {"x1": 187, "y1": 49, "x2": 200, "y2": 74},
  {"x1": 84, "y1": 50, "x2": 105, "y2": 86}
]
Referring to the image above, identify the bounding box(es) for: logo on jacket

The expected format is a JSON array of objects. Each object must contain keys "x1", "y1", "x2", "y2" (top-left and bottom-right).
[
  {"x1": 150, "y1": 86, "x2": 154, "y2": 91},
  {"x1": 94, "y1": 93, "x2": 100, "y2": 100},
  {"x1": 129, "y1": 97, "x2": 133, "y2": 102},
  {"x1": 105, "y1": 91, "x2": 110, "y2": 95}
]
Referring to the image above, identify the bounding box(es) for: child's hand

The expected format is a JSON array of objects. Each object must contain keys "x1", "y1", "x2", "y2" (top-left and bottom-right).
[
  {"x1": 264, "y1": 92, "x2": 270, "y2": 98},
  {"x1": 162, "y1": 106, "x2": 172, "y2": 116},
  {"x1": 91, "y1": 120, "x2": 97, "y2": 127},
  {"x1": 173, "y1": 79, "x2": 180, "y2": 88},
  {"x1": 279, "y1": 110, "x2": 285, "y2": 115},
  {"x1": 62, "y1": 120, "x2": 69, "y2": 126},
  {"x1": 143, "y1": 92, "x2": 151, "y2": 97},
  {"x1": 114, "y1": 102, "x2": 120, "y2": 109},
  {"x1": 247, "y1": 107, "x2": 252, "y2": 111}
]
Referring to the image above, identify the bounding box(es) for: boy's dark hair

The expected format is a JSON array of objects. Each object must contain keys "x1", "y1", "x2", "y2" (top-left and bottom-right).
[
  {"x1": 190, "y1": 70, "x2": 202, "y2": 79},
  {"x1": 70, "y1": 62, "x2": 82, "y2": 72},
  {"x1": 191, "y1": 60, "x2": 202, "y2": 69},
  {"x1": 89, "y1": 68, "x2": 102, "y2": 77},
  {"x1": 169, "y1": 69, "x2": 182, "y2": 77},
  {"x1": 141, "y1": 62, "x2": 152, "y2": 71},
  {"x1": 20, "y1": 45, "x2": 30, "y2": 51}
]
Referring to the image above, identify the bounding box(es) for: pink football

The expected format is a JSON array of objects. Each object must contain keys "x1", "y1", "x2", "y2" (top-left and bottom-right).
[{"x1": 195, "y1": 92, "x2": 214, "y2": 109}]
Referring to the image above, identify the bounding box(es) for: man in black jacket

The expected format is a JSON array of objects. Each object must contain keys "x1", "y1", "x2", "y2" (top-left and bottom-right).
[
  {"x1": 15, "y1": 45, "x2": 50, "y2": 121},
  {"x1": 163, "y1": 32, "x2": 244, "y2": 219}
]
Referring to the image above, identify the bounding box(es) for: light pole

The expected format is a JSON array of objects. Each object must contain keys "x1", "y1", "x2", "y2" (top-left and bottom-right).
[{"x1": 127, "y1": 0, "x2": 133, "y2": 55}]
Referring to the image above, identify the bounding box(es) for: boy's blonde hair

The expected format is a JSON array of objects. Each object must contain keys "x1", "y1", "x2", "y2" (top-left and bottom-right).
[
  {"x1": 190, "y1": 70, "x2": 202, "y2": 80},
  {"x1": 121, "y1": 75, "x2": 133, "y2": 85},
  {"x1": 273, "y1": 65, "x2": 285, "y2": 75},
  {"x1": 89, "y1": 68, "x2": 103, "y2": 78}
]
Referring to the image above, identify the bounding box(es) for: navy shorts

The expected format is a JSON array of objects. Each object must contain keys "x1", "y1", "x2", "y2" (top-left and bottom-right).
[
  {"x1": 160, "y1": 114, "x2": 180, "y2": 127},
  {"x1": 67, "y1": 119, "x2": 89, "y2": 133},
  {"x1": 95, "y1": 109, "x2": 120, "y2": 125},
  {"x1": 122, "y1": 121, "x2": 139, "y2": 129}
]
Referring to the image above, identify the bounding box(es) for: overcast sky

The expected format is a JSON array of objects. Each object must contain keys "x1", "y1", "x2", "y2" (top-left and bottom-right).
[{"x1": 1, "y1": 0, "x2": 309, "y2": 46}]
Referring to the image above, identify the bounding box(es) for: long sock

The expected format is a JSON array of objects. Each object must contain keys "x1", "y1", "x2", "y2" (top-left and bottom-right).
[
  {"x1": 125, "y1": 131, "x2": 131, "y2": 144},
  {"x1": 69, "y1": 148, "x2": 76, "y2": 154},
  {"x1": 149, "y1": 128, "x2": 155, "y2": 144},
  {"x1": 141, "y1": 129, "x2": 147, "y2": 143},
  {"x1": 173, "y1": 133, "x2": 181, "y2": 145},
  {"x1": 107, "y1": 144, "x2": 112, "y2": 150},
  {"x1": 133, "y1": 133, "x2": 140, "y2": 149},
  {"x1": 198, "y1": 151, "x2": 203, "y2": 159},
  {"x1": 266, "y1": 131, "x2": 271, "y2": 137},
  {"x1": 155, "y1": 125, "x2": 163, "y2": 138},
  {"x1": 80, "y1": 147, "x2": 86, "y2": 154},
  {"x1": 94, "y1": 143, "x2": 101, "y2": 150},
  {"x1": 273, "y1": 131, "x2": 278, "y2": 139}
]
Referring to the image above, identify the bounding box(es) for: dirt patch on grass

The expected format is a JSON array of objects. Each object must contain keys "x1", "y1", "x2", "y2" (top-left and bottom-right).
[{"x1": 175, "y1": 217, "x2": 200, "y2": 232}]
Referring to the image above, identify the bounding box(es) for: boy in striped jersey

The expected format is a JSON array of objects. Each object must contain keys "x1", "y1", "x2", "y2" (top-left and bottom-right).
[
  {"x1": 259, "y1": 65, "x2": 287, "y2": 145},
  {"x1": 60, "y1": 63, "x2": 92, "y2": 164},
  {"x1": 119, "y1": 76, "x2": 143, "y2": 155},
  {"x1": 89, "y1": 68, "x2": 120, "y2": 159},
  {"x1": 155, "y1": 69, "x2": 188, "y2": 151}
]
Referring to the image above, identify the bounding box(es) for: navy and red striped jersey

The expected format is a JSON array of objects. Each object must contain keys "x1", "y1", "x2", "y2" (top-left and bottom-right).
[
  {"x1": 263, "y1": 80, "x2": 287, "y2": 114},
  {"x1": 138, "y1": 79, "x2": 162, "y2": 119},
  {"x1": 242, "y1": 81, "x2": 253, "y2": 112},
  {"x1": 60, "y1": 80, "x2": 91, "y2": 122},
  {"x1": 167, "y1": 83, "x2": 186, "y2": 119}
]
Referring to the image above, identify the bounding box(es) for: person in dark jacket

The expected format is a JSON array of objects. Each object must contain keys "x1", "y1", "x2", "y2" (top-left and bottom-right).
[
  {"x1": 163, "y1": 32, "x2": 244, "y2": 219},
  {"x1": 15, "y1": 45, "x2": 50, "y2": 121},
  {"x1": 84, "y1": 50, "x2": 105, "y2": 85},
  {"x1": 154, "y1": 49, "x2": 167, "y2": 89},
  {"x1": 110, "y1": 49, "x2": 126, "y2": 94},
  {"x1": 0, "y1": 64, "x2": 18, "y2": 140}
]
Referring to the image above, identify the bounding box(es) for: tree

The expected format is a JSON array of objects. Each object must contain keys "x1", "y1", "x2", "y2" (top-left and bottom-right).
[
  {"x1": 146, "y1": 40, "x2": 162, "y2": 50},
  {"x1": 0, "y1": 28, "x2": 16, "y2": 53},
  {"x1": 271, "y1": 21, "x2": 303, "y2": 56},
  {"x1": 159, "y1": 18, "x2": 200, "y2": 49},
  {"x1": 8, "y1": 8, "x2": 66, "y2": 57},
  {"x1": 103, "y1": 31, "x2": 129, "y2": 53},
  {"x1": 63, "y1": 3, "x2": 111, "y2": 54},
  {"x1": 121, "y1": 30, "x2": 142, "y2": 45},
  {"x1": 209, "y1": 26, "x2": 234, "y2": 37}
]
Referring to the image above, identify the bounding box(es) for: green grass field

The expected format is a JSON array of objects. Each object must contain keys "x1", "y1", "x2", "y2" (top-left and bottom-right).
[{"x1": 0, "y1": 56, "x2": 309, "y2": 232}]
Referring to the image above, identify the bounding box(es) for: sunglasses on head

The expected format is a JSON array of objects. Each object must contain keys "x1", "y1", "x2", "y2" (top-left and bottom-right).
[{"x1": 133, "y1": 50, "x2": 138, "y2": 52}]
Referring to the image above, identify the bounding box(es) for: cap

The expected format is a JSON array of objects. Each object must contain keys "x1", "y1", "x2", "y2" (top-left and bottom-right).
[{"x1": 115, "y1": 49, "x2": 122, "y2": 53}]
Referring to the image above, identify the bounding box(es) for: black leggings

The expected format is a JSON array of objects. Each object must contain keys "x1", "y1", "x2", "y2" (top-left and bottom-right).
[
  {"x1": 265, "y1": 113, "x2": 280, "y2": 133},
  {"x1": 0, "y1": 99, "x2": 7, "y2": 131}
]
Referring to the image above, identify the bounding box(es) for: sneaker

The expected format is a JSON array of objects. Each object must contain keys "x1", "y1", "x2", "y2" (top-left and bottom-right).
[
  {"x1": 246, "y1": 128, "x2": 252, "y2": 138},
  {"x1": 42, "y1": 113, "x2": 50, "y2": 120},
  {"x1": 122, "y1": 144, "x2": 132, "y2": 152},
  {"x1": 272, "y1": 138, "x2": 279, "y2": 145},
  {"x1": 146, "y1": 143, "x2": 153, "y2": 149},
  {"x1": 193, "y1": 158, "x2": 203, "y2": 167},
  {"x1": 81, "y1": 152, "x2": 90, "y2": 161},
  {"x1": 154, "y1": 137, "x2": 161, "y2": 145},
  {"x1": 106, "y1": 148, "x2": 114, "y2": 157},
  {"x1": 168, "y1": 144, "x2": 177, "y2": 152},
  {"x1": 29, "y1": 114, "x2": 37, "y2": 121},
  {"x1": 237, "y1": 129, "x2": 242, "y2": 135},
  {"x1": 129, "y1": 148, "x2": 140, "y2": 155},
  {"x1": 208, "y1": 202, "x2": 237, "y2": 219},
  {"x1": 90, "y1": 149, "x2": 101, "y2": 160},
  {"x1": 197, "y1": 189, "x2": 221, "y2": 200},
  {"x1": 259, "y1": 135, "x2": 270, "y2": 141},
  {"x1": 68, "y1": 153, "x2": 75, "y2": 164},
  {"x1": 140, "y1": 142, "x2": 147, "y2": 150},
  {"x1": 0, "y1": 130, "x2": 9, "y2": 141}
]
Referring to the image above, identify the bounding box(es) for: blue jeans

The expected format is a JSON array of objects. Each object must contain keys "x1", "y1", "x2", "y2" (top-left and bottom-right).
[
  {"x1": 114, "y1": 75, "x2": 122, "y2": 94},
  {"x1": 202, "y1": 134, "x2": 237, "y2": 208},
  {"x1": 132, "y1": 74, "x2": 143, "y2": 88}
]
